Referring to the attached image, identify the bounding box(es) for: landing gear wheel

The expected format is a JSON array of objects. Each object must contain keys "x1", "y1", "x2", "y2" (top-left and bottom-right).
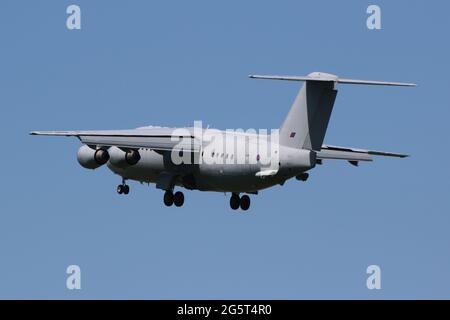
[
  {"x1": 163, "y1": 191, "x2": 174, "y2": 207},
  {"x1": 173, "y1": 191, "x2": 184, "y2": 207},
  {"x1": 230, "y1": 194, "x2": 240, "y2": 210},
  {"x1": 117, "y1": 184, "x2": 129, "y2": 195},
  {"x1": 240, "y1": 195, "x2": 250, "y2": 211}
]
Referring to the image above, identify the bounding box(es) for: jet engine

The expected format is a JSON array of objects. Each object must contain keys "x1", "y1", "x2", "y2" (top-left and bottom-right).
[
  {"x1": 279, "y1": 147, "x2": 316, "y2": 173},
  {"x1": 108, "y1": 146, "x2": 141, "y2": 168},
  {"x1": 77, "y1": 145, "x2": 110, "y2": 169}
]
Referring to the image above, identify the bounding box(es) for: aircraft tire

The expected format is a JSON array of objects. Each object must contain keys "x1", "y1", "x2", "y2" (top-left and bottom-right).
[
  {"x1": 164, "y1": 191, "x2": 174, "y2": 207},
  {"x1": 230, "y1": 194, "x2": 240, "y2": 210},
  {"x1": 240, "y1": 195, "x2": 250, "y2": 211},
  {"x1": 173, "y1": 191, "x2": 184, "y2": 207}
]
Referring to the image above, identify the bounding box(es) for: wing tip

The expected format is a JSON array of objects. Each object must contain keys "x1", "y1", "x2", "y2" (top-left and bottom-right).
[
  {"x1": 29, "y1": 131, "x2": 43, "y2": 135},
  {"x1": 29, "y1": 131, "x2": 78, "y2": 137}
]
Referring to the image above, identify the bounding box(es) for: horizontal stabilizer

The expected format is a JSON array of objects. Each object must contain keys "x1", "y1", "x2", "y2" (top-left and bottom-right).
[
  {"x1": 317, "y1": 150, "x2": 373, "y2": 162},
  {"x1": 321, "y1": 145, "x2": 409, "y2": 158},
  {"x1": 317, "y1": 144, "x2": 409, "y2": 162},
  {"x1": 249, "y1": 72, "x2": 416, "y2": 87}
]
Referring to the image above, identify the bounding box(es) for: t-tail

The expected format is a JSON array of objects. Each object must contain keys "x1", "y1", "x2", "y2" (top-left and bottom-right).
[{"x1": 249, "y1": 72, "x2": 416, "y2": 151}]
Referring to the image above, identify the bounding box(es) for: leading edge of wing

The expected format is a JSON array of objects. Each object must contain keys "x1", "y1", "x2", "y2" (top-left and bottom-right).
[
  {"x1": 30, "y1": 127, "x2": 194, "y2": 137},
  {"x1": 30, "y1": 130, "x2": 200, "y2": 152}
]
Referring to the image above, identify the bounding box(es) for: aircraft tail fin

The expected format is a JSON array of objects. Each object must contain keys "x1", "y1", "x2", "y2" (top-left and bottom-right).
[{"x1": 250, "y1": 72, "x2": 416, "y2": 150}]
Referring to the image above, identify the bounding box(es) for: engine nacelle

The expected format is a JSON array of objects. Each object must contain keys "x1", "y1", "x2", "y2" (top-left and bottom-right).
[
  {"x1": 77, "y1": 145, "x2": 110, "y2": 169},
  {"x1": 108, "y1": 146, "x2": 141, "y2": 168},
  {"x1": 279, "y1": 146, "x2": 316, "y2": 173}
]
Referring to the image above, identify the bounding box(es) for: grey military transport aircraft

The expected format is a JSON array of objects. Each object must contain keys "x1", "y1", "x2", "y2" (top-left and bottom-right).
[{"x1": 31, "y1": 72, "x2": 415, "y2": 210}]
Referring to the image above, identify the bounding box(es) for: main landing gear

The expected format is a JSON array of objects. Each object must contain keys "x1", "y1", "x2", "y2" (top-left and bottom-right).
[
  {"x1": 230, "y1": 193, "x2": 251, "y2": 211},
  {"x1": 163, "y1": 190, "x2": 185, "y2": 207},
  {"x1": 117, "y1": 178, "x2": 130, "y2": 195},
  {"x1": 296, "y1": 173, "x2": 309, "y2": 182}
]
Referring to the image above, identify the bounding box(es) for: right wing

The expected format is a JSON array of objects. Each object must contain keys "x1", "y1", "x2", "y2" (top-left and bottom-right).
[{"x1": 30, "y1": 127, "x2": 201, "y2": 152}]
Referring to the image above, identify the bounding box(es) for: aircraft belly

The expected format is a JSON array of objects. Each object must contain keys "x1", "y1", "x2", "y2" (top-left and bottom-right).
[
  {"x1": 107, "y1": 150, "x2": 289, "y2": 192},
  {"x1": 195, "y1": 163, "x2": 283, "y2": 192}
]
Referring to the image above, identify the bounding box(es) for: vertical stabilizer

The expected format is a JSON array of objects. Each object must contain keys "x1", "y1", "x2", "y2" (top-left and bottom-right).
[{"x1": 279, "y1": 73, "x2": 338, "y2": 150}]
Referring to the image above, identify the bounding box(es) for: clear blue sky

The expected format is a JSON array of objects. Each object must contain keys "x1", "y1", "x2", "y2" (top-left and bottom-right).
[{"x1": 0, "y1": 0, "x2": 449, "y2": 299}]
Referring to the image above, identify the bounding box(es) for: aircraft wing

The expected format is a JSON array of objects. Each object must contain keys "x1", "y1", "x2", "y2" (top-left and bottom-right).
[
  {"x1": 30, "y1": 128, "x2": 201, "y2": 152},
  {"x1": 317, "y1": 144, "x2": 409, "y2": 163}
]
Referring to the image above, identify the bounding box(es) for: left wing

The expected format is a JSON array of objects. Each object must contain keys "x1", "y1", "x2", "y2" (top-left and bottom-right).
[{"x1": 30, "y1": 128, "x2": 201, "y2": 152}]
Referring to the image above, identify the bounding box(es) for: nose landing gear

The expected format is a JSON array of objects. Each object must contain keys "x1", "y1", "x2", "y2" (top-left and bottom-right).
[{"x1": 117, "y1": 179, "x2": 130, "y2": 195}]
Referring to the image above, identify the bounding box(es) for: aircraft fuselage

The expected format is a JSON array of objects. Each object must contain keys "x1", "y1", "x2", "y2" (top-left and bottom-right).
[{"x1": 107, "y1": 131, "x2": 315, "y2": 193}]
